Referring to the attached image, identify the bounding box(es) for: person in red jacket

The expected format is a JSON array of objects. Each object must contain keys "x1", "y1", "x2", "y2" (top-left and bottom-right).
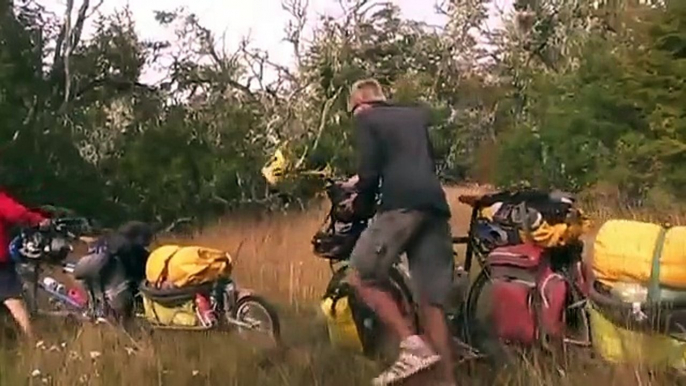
[{"x1": 0, "y1": 190, "x2": 50, "y2": 339}]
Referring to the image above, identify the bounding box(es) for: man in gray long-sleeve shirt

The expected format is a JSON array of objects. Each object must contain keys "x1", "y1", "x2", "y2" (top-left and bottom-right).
[{"x1": 346, "y1": 79, "x2": 455, "y2": 386}]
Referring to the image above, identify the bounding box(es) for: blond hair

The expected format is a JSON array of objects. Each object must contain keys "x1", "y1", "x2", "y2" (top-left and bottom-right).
[{"x1": 348, "y1": 78, "x2": 386, "y2": 112}]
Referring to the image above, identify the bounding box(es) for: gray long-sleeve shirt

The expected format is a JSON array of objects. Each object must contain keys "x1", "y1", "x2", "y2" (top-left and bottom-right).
[{"x1": 353, "y1": 101, "x2": 451, "y2": 218}]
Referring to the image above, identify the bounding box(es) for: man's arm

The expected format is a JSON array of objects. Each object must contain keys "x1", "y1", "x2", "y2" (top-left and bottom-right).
[
  {"x1": 419, "y1": 106, "x2": 439, "y2": 172},
  {"x1": 426, "y1": 130, "x2": 438, "y2": 172},
  {"x1": 353, "y1": 114, "x2": 380, "y2": 196},
  {"x1": 0, "y1": 191, "x2": 46, "y2": 226}
]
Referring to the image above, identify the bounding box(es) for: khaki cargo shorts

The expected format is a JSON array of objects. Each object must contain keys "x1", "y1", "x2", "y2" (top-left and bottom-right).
[{"x1": 349, "y1": 209, "x2": 454, "y2": 307}]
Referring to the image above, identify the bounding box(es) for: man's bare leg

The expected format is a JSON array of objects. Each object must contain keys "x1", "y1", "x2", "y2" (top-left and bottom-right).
[
  {"x1": 346, "y1": 210, "x2": 441, "y2": 385},
  {"x1": 349, "y1": 271, "x2": 440, "y2": 386},
  {"x1": 348, "y1": 271, "x2": 413, "y2": 340},
  {"x1": 4, "y1": 298, "x2": 33, "y2": 340},
  {"x1": 420, "y1": 302, "x2": 455, "y2": 384}
]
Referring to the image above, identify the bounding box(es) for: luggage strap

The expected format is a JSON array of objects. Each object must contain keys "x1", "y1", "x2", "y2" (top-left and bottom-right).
[
  {"x1": 648, "y1": 226, "x2": 668, "y2": 304},
  {"x1": 154, "y1": 247, "x2": 183, "y2": 288}
]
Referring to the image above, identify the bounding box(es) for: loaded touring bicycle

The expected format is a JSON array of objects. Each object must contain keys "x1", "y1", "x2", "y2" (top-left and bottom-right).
[
  {"x1": 313, "y1": 180, "x2": 593, "y2": 363},
  {"x1": 11, "y1": 218, "x2": 281, "y2": 346}
]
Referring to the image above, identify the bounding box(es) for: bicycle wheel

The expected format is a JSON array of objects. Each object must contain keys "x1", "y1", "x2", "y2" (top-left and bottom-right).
[
  {"x1": 17, "y1": 264, "x2": 40, "y2": 316},
  {"x1": 462, "y1": 268, "x2": 509, "y2": 366},
  {"x1": 231, "y1": 295, "x2": 281, "y2": 347},
  {"x1": 463, "y1": 268, "x2": 489, "y2": 337},
  {"x1": 20, "y1": 281, "x2": 38, "y2": 317},
  {"x1": 389, "y1": 263, "x2": 419, "y2": 331}
]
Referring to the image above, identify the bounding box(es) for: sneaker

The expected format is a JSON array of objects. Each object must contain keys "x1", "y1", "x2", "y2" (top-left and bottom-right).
[{"x1": 371, "y1": 336, "x2": 441, "y2": 386}]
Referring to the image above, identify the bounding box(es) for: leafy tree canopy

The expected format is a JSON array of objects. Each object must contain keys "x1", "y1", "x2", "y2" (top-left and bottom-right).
[{"x1": 1, "y1": 0, "x2": 682, "y2": 225}]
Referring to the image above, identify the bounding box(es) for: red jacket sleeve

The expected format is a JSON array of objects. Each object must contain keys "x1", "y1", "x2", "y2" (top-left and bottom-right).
[{"x1": 0, "y1": 191, "x2": 46, "y2": 226}]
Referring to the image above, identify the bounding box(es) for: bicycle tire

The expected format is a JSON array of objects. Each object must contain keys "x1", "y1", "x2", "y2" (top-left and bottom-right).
[
  {"x1": 461, "y1": 267, "x2": 509, "y2": 366},
  {"x1": 232, "y1": 294, "x2": 282, "y2": 345},
  {"x1": 463, "y1": 267, "x2": 489, "y2": 339},
  {"x1": 388, "y1": 264, "x2": 420, "y2": 333},
  {"x1": 20, "y1": 282, "x2": 38, "y2": 317}
]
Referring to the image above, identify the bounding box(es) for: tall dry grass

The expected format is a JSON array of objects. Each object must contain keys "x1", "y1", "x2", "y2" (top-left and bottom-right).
[{"x1": 1, "y1": 185, "x2": 685, "y2": 385}]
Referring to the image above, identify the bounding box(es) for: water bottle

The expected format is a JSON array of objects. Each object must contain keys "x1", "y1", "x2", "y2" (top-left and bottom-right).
[
  {"x1": 42, "y1": 277, "x2": 66, "y2": 295},
  {"x1": 195, "y1": 293, "x2": 217, "y2": 327},
  {"x1": 67, "y1": 287, "x2": 87, "y2": 307},
  {"x1": 610, "y1": 282, "x2": 648, "y2": 303},
  {"x1": 447, "y1": 266, "x2": 469, "y2": 311}
]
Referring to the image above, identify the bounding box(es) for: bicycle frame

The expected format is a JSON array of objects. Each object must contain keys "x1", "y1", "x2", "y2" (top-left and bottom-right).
[
  {"x1": 323, "y1": 194, "x2": 487, "y2": 298},
  {"x1": 19, "y1": 261, "x2": 88, "y2": 317},
  {"x1": 452, "y1": 199, "x2": 489, "y2": 274}
]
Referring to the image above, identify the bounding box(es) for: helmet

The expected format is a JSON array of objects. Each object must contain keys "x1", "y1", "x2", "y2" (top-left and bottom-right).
[
  {"x1": 9, "y1": 234, "x2": 42, "y2": 262},
  {"x1": 474, "y1": 220, "x2": 510, "y2": 252},
  {"x1": 312, "y1": 222, "x2": 365, "y2": 261},
  {"x1": 8, "y1": 233, "x2": 71, "y2": 263},
  {"x1": 312, "y1": 231, "x2": 359, "y2": 261},
  {"x1": 326, "y1": 184, "x2": 375, "y2": 223}
]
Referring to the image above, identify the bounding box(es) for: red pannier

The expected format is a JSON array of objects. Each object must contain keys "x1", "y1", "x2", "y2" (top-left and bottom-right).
[{"x1": 487, "y1": 243, "x2": 568, "y2": 345}]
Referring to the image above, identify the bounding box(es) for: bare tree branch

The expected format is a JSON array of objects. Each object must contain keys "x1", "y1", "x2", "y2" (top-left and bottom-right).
[
  {"x1": 51, "y1": 24, "x2": 66, "y2": 78},
  {"x1": 281, "y1": 0, "x2": 308, "y2": 67},
  {"x1": 189, "y1": 18, "x2": 257, "y2": 99},
  {"x1": 69, "y1": 0, "x2": 91, "y2": 49},
  {"x1": 294, "y1": 86, "x2": 343, "y2": 170},
  {"x1": 310, "y1": 86, "x2": 343, "y2": 155},
  {"x1": 52, "y1": 0, "x2": 95, "y2": 112},
  {"x1": 85, "y1": 0, "x2": 104, "y2": 19},
  {"x1": 60, "y1": 0, "x2": 74, "y2": 111}
]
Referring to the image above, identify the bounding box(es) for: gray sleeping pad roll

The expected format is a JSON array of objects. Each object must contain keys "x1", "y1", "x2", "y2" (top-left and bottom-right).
[
  {"x1": 73, "y1": 252, "x2": 129, "y2": 293},
  {"x1": 72, "y1": 252, "x2": 111, "y2": 281}
]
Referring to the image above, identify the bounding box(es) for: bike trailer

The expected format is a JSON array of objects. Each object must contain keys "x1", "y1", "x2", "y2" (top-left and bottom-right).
[
  {"x1": 142, "y1": 296, "x2": 198, "y2": 327},
  {"x1": 139, "y1": 281, "x2": 215, "y2": 328},
  {"x1": 589, "y1": 219, "x2": 686, "y2": 369},
  {"x1": 588, "y1": 296, "x2": 686, "y2": 369}
]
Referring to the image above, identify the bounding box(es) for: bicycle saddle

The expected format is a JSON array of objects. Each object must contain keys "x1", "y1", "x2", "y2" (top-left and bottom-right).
[{"x1": 458, "y1": 194, "x2": 485, "y2": 207}]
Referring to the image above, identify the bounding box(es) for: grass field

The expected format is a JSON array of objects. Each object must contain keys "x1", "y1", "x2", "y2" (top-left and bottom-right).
[{"x1": 0, "y1": 185, "x2": 684, "y2": 385}]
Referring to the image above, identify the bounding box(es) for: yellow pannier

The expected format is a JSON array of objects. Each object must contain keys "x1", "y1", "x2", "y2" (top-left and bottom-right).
[
  {"x1": 320, "y1": 296, "x2": 364, "y2": 353},
  {"x1": 142, "y1": 296, "x2": 198, "y2": 327}
]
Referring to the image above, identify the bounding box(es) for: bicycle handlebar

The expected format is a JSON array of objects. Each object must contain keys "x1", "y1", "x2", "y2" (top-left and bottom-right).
[
  {"x1": 19, "y1": 217, "x2": 95, "y2": 246},
  {"x1": 44, "y1": 217, "x2": 95, "y2": 236}
]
